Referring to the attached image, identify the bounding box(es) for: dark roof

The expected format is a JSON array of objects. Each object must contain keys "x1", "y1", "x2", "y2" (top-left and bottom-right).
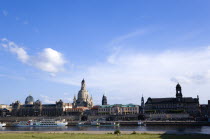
[
  {"x1": 23, "y1": 104, "x2": 34, "y2": 107},
  {"x1": 146, "y1": 97, "x2": 198, "y2": 104},
  {"x1": 25, "y1": 95, "x2": 34, "y2": 104},
  {"x1": 42, "y1": 104, "x2": 56, "y2": 106}
]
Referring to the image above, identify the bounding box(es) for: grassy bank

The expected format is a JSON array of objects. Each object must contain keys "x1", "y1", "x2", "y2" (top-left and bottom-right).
[{"x1": 0, "y1": 133, "x2": 210, "y2": 139}]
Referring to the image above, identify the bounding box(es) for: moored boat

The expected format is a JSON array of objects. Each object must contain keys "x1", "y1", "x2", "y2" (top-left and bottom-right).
[
  {"x1": 138, "y1": 121, "x2": 145, "y2": 126},
  {"x1": 91, "y1": 121, "x2": 100, "y2": 126},
  {"x1": 77, "y1": 122, "x2": 90, "y2": 126},
  {"x1": 99, "y1": 122, "x2": 120, "y2": 127},
  {"x1": 0, "y1": 122, "x2": 6, "y2": 127},
  {"x1": 15, "y1": 119, "x2": 68, "y2": 127}
]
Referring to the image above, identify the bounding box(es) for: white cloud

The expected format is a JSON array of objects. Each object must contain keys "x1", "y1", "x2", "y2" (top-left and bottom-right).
[
  {"x1": 1, "y1": 38, "x2": 29, "y2": 63},
  {"x1": 0, "y1": 38, "x2": 66, "y2": 73},
  {"x1": 39, "y1": 95, "x2": 55, "y2": 104},
  {"x1": 109, "y1": 29, "x2": 147, "y2": 47},
  {"x1": 40, "y1": 95, "x2": 72, "y2": 104},
  {"x1": 54, "y1": 47, "x2": 210, "y2": 104},
  {"x1": 32, "y1": 48, "x2": 66, "y2": 73},
  {"x1": 9, "y1": 46, "x2": 29, "y2": 63}
]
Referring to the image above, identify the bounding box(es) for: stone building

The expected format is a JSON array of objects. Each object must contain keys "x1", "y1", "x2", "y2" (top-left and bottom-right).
[
  {"x1": 102, "y1": 94, "x2": 107, "y2": 105},
  {"x1": 200, "y1": 104, "x2": 208, "y2": 120},
  {"x1": 11, "y1": 95, "x2": 72, "y2": 117},
  {"x1": 0, "y1": 104, "x2": 11, "y2": 117},
  {"x1": 208, "y1": 100, "x2": 210, "y2": 122},
  {"x1": 9, "y1": 79, "x2": 93, "y2": 117},
  {"x1": 72, "y1": 79, "x2": 93, "y2": 108},
  {"x1": 98, "y1": 104, "x2": 139, "y2": 115},
  {"x1": 145, "y1": 83, "x2": 200, "y2": 117}
]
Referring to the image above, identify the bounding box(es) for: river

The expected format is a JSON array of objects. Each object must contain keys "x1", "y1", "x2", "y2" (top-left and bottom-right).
[{"x1": 0, "y1": 125, "x2": 210, "y2": 134}]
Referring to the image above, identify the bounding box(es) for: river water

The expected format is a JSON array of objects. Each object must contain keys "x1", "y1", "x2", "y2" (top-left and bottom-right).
[{"x1": 0, "y1": 126, "x2": 210, "y2": 134}]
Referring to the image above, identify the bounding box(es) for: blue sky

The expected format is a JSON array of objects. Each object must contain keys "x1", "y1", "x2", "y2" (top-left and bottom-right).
[{"x1": 1, "y1": 0, "x2": 210, "y2": 105}]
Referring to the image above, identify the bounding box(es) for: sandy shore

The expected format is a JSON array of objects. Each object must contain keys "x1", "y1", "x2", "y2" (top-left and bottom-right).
[{"x1": 0, "y1": 131, "x2": 167, "y2": 134}]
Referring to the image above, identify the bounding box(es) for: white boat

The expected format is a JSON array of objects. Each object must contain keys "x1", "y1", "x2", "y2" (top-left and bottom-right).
[
  {"x1": 77, "y1": 122, "x2": 90, "y2": 126},
  {"x1": 91, "y1": 121, "x2": 100, "y2": 126},
  {"x1": 15, "y1": 119, "x2": 68, "y2": 127},
  {"x1": 0, "y1": 122, "x2": 6, "y2": 127},
  {"x1": 138, "y1": 121, "x2": 145, "y2": 126},
  {"x1": 100, "y1": 122, "x2": 120, "y2": 127}
]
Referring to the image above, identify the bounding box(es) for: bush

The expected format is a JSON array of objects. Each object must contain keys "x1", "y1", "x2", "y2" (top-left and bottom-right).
[
  {"x1": 131, "y1": 131, "x2": 137, "y2": 134},
  {"x1": 114, "y1": 129, "x2": 121, "y2": 135}
]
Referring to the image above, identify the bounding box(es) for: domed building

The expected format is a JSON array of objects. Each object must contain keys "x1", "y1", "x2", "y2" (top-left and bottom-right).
[
  {"x1": 11, "y1": 95, "x2": 73, "y2": 117},
  {"x1": 25, "y1": 95, "x2": 34, "y2": 105},
  {"x1": 10, "y1": 79, "x2": 93, "y2": 117},
  {"x1": 73, "y1": 79, "x2": 93, "y2": 108}
]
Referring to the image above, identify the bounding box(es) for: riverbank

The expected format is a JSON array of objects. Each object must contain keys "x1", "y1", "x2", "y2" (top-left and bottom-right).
[
  {"x1": 0, "y1": 131, "x2": 166, "y2": 134},
  {"x1": 0, "y1": 132, "x2": 210, "y2": 139},
  {"x1": 2, "y1": 120, "x2": 210, "y2": 127}
]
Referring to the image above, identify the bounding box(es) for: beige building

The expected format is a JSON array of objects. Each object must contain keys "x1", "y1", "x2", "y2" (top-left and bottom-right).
[
  {"x1": 0, "y1": 104, "x2": 12, "y2": 117},
  {"x1": 10, "y1": 79, "x2": 93, "y2": 117},
  {"x1": 98, "y1": 104, "x2": 139, "y2": 115},
  {"x1": 11, "y1": 96, "x2": 73, "y2": 117},
  {"x1": 0, "y1": 104, "x2": 12, "y2": 110}
]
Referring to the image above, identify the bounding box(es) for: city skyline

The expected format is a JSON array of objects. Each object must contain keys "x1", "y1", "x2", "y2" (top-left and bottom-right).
[{"x1": 1, "y1": 0, "x2": 210, "y2": 105}]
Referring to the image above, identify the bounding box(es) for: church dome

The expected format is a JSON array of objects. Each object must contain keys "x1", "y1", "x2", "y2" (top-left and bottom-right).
[
  {"x1": 25, "y1": 95, "x2": 34, "y2": 105},
  {"x1": 35, "y1": 99, "x2": 41, "y2": 104}
]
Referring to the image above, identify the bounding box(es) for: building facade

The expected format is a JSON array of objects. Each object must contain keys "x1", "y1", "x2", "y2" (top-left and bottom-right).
[
  {"x1": 145, "y1": 83, "x2": 200, "y2": 117},
  {"x1": 11, "y1": 96, "x2": 73, "y2": 117},
  {"x1": 200, "y1": 104, "x2": 208, "y2": 121},
  {"x1": 208, "y1": 100, "x2": 210, "y2": 122},
  {"x1": 9, "y1": 79, "x2": 94, "y2": 117},
  {"x1": 98, "y1": 104, "x2": 139, "y2": 115},
  {"x1": 0, "y1": 104, "x2": 11, "y2": 117}
]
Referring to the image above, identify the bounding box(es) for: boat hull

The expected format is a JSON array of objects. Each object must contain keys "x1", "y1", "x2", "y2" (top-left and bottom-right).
[
  {"x1": 0, "y1": 123, "x2": 6, "y2": 127},
  {"x1": 15, "y1": 123, "x2": 68, "y2": 127}
]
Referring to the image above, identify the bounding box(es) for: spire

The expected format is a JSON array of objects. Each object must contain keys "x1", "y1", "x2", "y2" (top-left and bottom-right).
[
  {"x1": 81, "y1": 79, "x2": 86, "y2": 90},
  {"x1": 73, "y1": 95, "x2": 76, "y2": 103},
  {"x1": 141, "y1": 94, "x2": 144, "y2": 107}
]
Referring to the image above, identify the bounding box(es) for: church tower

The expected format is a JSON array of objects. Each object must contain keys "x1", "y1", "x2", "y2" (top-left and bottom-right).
[
  {"x1": 102, "y1": 94, "x2": 107, "y2": 105},
  {"x1": 176, "y1": 83, "x2": 183, "y2": 101},
  {"x1": 141, "y1": 94, "x2": 145, "y2": 114},
  {"x1": 73, "y1": 79, "x2": 93, "y2": 108},
  {"x1": 141, "y1": 94, "x2": 144, "y2": 107}
]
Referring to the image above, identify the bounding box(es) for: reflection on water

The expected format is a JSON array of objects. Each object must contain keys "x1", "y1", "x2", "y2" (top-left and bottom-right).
[{"x1": 0, "y1": 125, "x2": 210, "y2": 134}]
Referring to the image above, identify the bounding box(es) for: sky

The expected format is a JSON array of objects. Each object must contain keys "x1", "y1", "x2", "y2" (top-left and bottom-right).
[{"x1": 1, "y1": 0, "x2": 210, "y2": 105}]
